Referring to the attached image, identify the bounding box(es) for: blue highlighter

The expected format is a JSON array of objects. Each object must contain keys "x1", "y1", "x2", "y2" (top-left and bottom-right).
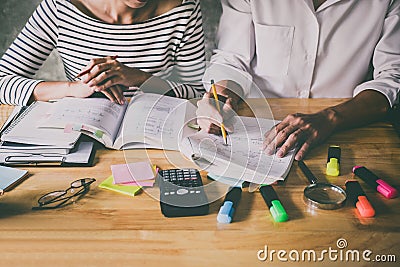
[{"x1": 217, "y1": 187, "x2": 242, "y2": 223}]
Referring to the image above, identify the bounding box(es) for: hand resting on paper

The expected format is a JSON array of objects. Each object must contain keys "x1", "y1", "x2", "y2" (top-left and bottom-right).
[
  {"x1": 262, "y1": 110, "x2": 336, "y2": 161},
  {"x1": 262, "y1": 90, "x2": 391, "y2": 161},
  {"x1": 31, "y1": 79, "x2": 127, "y2": 105}
]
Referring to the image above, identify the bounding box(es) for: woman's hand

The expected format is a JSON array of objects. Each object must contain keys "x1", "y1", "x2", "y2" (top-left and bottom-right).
[
  {"x1": 67, "y1": 81, "x2": 95, "y2": 98},
  {"x1": 263, "y1": 109, "x2": 338, "y2": 161},
  {"x1": 196, "y1": 81, "x2": 241, "y2": 134},
  {"x1": 68, "y1": 81, "x2": 126, "y2": 104},
  {"x1": 80, "y1": 56, "x2": 151, "y2": 94}
]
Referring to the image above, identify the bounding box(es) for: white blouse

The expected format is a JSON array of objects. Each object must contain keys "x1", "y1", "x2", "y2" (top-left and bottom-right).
[{"x1": 204, "y1": 0, "x2": 400, "y2": 106}]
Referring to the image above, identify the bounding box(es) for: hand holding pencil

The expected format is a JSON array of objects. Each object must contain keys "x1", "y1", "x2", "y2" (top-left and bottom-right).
[
  {"x1": 196, "y1": 80, "x2": 241, "y2": 142},
  {"x1": 211, "y1": 80, "x2": 228, "y2": 145}
]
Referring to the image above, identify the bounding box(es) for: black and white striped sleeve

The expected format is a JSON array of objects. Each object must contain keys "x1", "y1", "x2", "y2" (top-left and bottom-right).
[
  {"x1": 0, "y1": 0, "x2": 59, "y2": 105},
  {"x1": 165, "y1": 0, "x2": 206, "y2": 99}
]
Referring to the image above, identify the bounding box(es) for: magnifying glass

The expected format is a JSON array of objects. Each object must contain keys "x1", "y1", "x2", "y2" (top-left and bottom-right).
[{"x1": 298, "y1": 161, "x2": 347, "y2": 210}]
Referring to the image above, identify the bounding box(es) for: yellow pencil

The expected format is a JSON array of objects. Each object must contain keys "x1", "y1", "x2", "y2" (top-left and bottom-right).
[{"x1": 210, "y1": 80, "x2": 228, "y2": 145}]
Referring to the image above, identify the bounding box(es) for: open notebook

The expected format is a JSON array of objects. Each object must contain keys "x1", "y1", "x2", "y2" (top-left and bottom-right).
[
  {"x1": 38, "y1": 93, "x2": 197, "y2": 150},
  {"x1": 180, "y1": 116, "x2": 296, "y2": 185}
]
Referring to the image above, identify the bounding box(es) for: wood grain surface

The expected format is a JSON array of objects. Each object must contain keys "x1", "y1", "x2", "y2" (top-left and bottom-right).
[{"x1": 0, "y1": 99, "x2": 398, "y2": 267}]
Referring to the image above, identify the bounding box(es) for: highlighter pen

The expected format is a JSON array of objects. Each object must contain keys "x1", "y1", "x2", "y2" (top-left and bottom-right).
[
  {"x1": 217, "y1": 187, "x2": 242, "y2": 223},
  {"x1": 259, "y1": 185, "x2": 288, "y2": 222},
  {"x1": 353, "y1": 166, "x2": 398, "y2": 199},
  {"x1": 345, "y1": 180, "x2": 375, "y2": 217},
  {"x1": 210, "y1": 80, "x2": 228, "y2": 146},
  {"x1": 326, "y1": 145, "x2": 340, "y2": 176}
]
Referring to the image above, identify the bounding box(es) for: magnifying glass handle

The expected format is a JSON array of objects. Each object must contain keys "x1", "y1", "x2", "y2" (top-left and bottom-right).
[{"x1": 298, "y1": 161, "x2": 318, "y2": 184}]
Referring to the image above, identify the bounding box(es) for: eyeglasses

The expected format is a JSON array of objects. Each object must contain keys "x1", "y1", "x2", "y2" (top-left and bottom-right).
[{"x1": 32, "y1": 178, "x2": 96, "y2": 210}]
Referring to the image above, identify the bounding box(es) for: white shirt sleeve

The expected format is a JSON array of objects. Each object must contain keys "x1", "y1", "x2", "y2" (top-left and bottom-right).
[
  {"x1": 203, "y1": 0, "x2": 254, "y2": 97},
  {"x1": 353, "y1": 1, "x2": 400, "y2": 106}
]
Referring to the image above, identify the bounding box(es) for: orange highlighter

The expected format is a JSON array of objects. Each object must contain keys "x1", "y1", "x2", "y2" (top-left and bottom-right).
[{"x1": 345, "y1": 180, "x2": 375, "y2": 217}]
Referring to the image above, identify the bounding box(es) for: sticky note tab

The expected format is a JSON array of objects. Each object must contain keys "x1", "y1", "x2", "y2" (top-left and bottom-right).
[
  {"x1": 111, "y1": 162, "x2": 156, "y2": 184},
  {"x1": 72, "y1": 124, "x2": 82, "y2": 131},
  {"x1": 94, "y1": 130, "x2": 103, "y2": 138},
  {"x1": 64, "y1": 124, "x2": 74, "y2": 133}
]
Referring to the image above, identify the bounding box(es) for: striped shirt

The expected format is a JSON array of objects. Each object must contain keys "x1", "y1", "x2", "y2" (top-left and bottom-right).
[{"x1": 0, "y1": 0, "x2": 206, "y2": 105}]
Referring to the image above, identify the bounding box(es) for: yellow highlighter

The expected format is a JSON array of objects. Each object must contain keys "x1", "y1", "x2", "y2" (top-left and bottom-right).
[
  {"x1": 326, "y1": 145, "x2": 341, "y2": 176},
  {"x1": 210, "y1": 80, "x2": 228, "y2": 145}
]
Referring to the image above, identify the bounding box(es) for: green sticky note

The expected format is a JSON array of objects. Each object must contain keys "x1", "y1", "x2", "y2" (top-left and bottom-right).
[{"x1": 99, "y1": 175, "x2": 142, "y2": 197}]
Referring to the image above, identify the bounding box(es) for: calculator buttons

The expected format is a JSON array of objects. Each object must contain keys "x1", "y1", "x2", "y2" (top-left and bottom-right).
[
  {"x1": 159, "y1": 168, "x2": 209, "y2": 216},
  {"x1": 177, "y1": 188, "x2": 189, "y2": 195}
]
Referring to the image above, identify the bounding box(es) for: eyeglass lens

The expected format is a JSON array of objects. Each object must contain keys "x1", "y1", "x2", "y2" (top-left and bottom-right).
[
  {"x1": 71, "y1": 178, "x2": 95, "y2": 188},
  {"x1": 36, "y1": 178, "x2": 96, "y2": 208}
]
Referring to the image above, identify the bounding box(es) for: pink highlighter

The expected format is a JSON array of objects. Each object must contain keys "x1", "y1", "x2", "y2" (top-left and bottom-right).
[{"x1": 352, "y1": 166, "x2": 398, "y2": 199}]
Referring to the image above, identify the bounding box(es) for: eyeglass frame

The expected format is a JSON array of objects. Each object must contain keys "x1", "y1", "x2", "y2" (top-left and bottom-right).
[{"x1": 32, "y1": 178, "x2": 96, "y2": 210}]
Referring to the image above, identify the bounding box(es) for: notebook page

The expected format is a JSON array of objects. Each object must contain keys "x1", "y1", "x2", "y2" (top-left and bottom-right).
[
  {"x1": 114, "y1": 94, "x2": 189, "y2": 150},
  {"x1": 1, "y1": 102, "x2": 80, "y2": 146},
  {"x1": 181, "y1": 116, "x2": 296, "y2": 185},
  {"x1": 40, "y1": 98, "x2": 127, "y2": 146}
]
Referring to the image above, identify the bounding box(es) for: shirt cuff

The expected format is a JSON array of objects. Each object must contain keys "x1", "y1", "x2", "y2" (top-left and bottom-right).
[{"x1": 354, "y1": 81, "x2": 400, "y2": 107}]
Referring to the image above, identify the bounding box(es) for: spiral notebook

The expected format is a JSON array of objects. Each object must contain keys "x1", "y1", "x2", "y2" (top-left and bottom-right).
[{"x1": 0, "y1": 102, "x2": 80, "y2": 146}]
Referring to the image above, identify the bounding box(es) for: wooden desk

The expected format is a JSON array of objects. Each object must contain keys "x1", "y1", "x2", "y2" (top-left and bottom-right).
[{"x1": 0, "y1": 99, "x2": 399, "y2": 267}]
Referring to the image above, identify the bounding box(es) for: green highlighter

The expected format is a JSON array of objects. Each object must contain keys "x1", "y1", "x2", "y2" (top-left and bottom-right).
[{"x1": 259, "y1": 185, "x2": 288, "y2": 222}]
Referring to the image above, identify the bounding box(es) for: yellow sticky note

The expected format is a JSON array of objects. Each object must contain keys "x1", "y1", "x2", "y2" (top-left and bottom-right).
[{"x1": 99, "y1": 175, "x2": 142, "y2": 197}]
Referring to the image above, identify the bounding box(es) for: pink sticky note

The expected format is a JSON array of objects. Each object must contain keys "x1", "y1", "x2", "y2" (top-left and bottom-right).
[
  {"x1": 64, "y1": 124, "x2": 73, "y2": 133},
  {"x1": 111, "y1": 162, "x2": 155, "y2": 184}
]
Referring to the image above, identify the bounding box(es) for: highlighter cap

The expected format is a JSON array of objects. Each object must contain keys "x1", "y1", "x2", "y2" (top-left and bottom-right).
[
  {"x1": 326, "y1": 146, "x2": 340, "y2": 176},
  {"x1": 346, "y1": 180, "x2": 375, "y2": 218},
  {"x1": 269, "y1": 200, "x2": 289, "y2": 222},
  {"x1": 326, "y1": 158, "x2": 340, "y2": 176},
  {"x1": 353, "y1": 166, "x2": 398, "y2": 199},
  {"x1": 376, "y1": 179, "x2": 398, "y2": 199},
  {"x1": 217, "y1": 201, "x2": 234, "y2": 223},
  {"x1": 356, "y1": 196, "x2": 375, "y2": 218}
]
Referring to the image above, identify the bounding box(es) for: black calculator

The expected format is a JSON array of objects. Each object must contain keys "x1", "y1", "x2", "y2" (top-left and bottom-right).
[{"x1": 158, "y1": 168, "x2": 209, "y2": 217}]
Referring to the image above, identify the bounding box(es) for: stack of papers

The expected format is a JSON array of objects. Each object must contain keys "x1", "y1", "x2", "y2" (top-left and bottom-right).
[
  {"x1": 0, "y1": 103, "x2": 93, "y2": 166},
  {"x1": 99, "y1": 161, "x2": 157, "y2": 197}
]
